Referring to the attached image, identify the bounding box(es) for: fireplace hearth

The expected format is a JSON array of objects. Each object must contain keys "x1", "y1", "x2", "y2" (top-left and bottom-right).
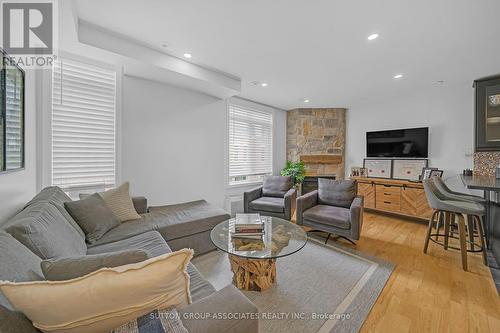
[{"x1": 301, "y1": 175, "x2": 336, "y2": 194}]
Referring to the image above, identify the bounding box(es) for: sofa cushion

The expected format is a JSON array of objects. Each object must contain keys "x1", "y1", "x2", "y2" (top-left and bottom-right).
[
  {"x1": 0, "y1": 232, "x2": 43, "y2": 333},
  {"x1": 24, "y1": 186, "x2": 86, "y2": 240},
  {"x1": 249, "y1": 197, "x2": 285, "y2": 213},
  {"x1": 41, "y1": 250, "x2": 151, "y2": 281},
  {"x1": 179, "y1": 285, "x2": 259, "y2": 333},
  {"x1": 89, "y1": 200, "x2": 230, "y2": 247},
  {"x1": 25, "y1": 186, "x2": 72, "y2": 208},
  {"x1": 0, "y1": 250, "x2": 194, "y2": 333},
  {"x1": 64, "y1": 194, "x2": 120, "y2": 244},
  {"x1": 303, "y1": 204, "x2": 351, "y2": 230},
  {"x1": 87, "y1": 231, "x2": 216, "y2": 302},
  {"x1": 4, "y1": 203, "x2": 87, "y2": 259},
  {"x1": 318, "y1": 178, "x2": 356, "y2": 208},
  {"x1": 87, "y1": 231, "x2": 171, "y2": 257},
  {"x1": 262, "y1": 175, "x2": 292, "y2": 198},
  {"x1": 101, "y1": 182, "x2": 142, "y2": 222},
  {"x1": 0, "y1": 232, "x2": 44, "y2": 309}
]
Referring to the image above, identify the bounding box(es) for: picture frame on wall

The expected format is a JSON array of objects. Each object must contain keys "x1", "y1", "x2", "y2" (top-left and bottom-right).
[
  {"x1": 363, "y1": 159, "x2": 392, "y2": 179},
  {"x1": 392, "y1": 159, "x2": 428, "y2": 181}
]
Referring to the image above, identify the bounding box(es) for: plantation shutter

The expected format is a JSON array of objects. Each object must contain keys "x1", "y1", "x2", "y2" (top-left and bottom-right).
[
  {"x1": 52, "y1": 58, "x2": 116, "y2": 191},
  {"x1": 228, "y1": 103, "x2": 273, "y2": 185}
]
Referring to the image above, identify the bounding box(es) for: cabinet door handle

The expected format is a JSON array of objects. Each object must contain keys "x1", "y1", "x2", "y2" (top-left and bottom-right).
[{"x1": 384, "y1": 201, "x2": 391, "y2": 204}]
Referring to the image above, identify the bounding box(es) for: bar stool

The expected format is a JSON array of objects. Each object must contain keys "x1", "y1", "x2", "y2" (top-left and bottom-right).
[
  {"x1": 432, "y1": 177, "x2": 487, "y2": 251},
  {"x1": 422, "y1": 178, "x2": 487, "y2": 271}
]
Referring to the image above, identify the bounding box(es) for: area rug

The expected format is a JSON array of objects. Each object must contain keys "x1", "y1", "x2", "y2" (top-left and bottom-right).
[{"x1": 192, "y1": 238, "x2": 394, "y2": 333}]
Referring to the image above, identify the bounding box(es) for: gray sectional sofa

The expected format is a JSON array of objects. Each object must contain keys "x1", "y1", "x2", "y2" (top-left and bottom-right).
[{"x1": 0, "y1": 187, "x2": 259, "y2": 333}]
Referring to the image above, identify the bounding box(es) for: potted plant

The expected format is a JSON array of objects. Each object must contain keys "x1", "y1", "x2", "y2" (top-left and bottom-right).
[{"x1": 281, "y1": 161, "x2": 306, "y2": 194}]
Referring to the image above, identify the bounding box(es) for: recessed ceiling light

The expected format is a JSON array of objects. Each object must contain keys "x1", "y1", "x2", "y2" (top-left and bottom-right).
[
  {"x1": 367, "y1": 33, "x2": 379, "y2": 41},
  {"x1": 393, "y1": 74, "x2": 404, "y2": 79},
  {"x1": 261, "y1": 82, "x2": 268, "y2": 87},
  {"x1": 304, "y1": 99, "x2": 310, "y2": 103},
  {"x1": 183, "y1": 53, "x2": 192, "y2": 59}
]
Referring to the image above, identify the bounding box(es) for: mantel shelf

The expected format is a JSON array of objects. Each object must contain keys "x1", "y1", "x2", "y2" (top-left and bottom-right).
[{"x1": 300, "y1": 154, "x2": 343, "y2": 164}]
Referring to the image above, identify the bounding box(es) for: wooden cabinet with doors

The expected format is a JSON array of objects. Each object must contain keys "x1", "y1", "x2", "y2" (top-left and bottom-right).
[
  {"x1": 357, "y1": 182, "x2": 375, "y2": 208},
  {"x1": 353, "y1": 177, "x2": 432, "y2": 221}
]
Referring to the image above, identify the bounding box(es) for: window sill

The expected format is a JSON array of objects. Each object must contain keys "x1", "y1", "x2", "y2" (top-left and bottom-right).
[{"x1": 226, "y1": 181, "x2": 263, "y2": 190}]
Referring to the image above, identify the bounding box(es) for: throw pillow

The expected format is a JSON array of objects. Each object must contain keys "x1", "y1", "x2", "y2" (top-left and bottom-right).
[
  {"x1": 5, "y1": 203, "x2": 87, "y2": 259},
  {"x1": 111, "y1": 307, "x2": 188, "y2": 333},
  {"x1": 41, "y1": 249, "x2": 151, "y2": 281},
  {"x1": 101, "y1": 182, "x2": 142, "y2": 222},
  {"x1": 318, "y1": 178, "x2": 356, "y2": 208},
  {"x1": 0, "y1": 249, "x2": 193, "y2": 333},
  {"x1": 262, "y1": 175, "x2": 292, "y2": 197},
  {"x1": 64, "y1": 194, "x2": 120, "y2": 244}
]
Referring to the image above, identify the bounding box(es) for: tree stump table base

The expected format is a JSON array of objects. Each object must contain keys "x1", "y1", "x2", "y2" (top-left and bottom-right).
[{"x1": 229, "y1": 255, "x2": 276, "y2": 291}]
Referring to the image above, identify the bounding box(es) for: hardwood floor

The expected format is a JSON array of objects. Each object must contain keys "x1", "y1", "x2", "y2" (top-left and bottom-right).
[{"x1": 341, "y1": 212, "x2": 500, "y2": 333}]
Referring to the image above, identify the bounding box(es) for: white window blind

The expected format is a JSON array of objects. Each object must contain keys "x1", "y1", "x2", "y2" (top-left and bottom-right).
[
  {"x1": 228, "y1": 103, "x2": 273, "y2": 185},
  {"x1": 52, "y1": 58, "x2": 116, "y2": 191}
]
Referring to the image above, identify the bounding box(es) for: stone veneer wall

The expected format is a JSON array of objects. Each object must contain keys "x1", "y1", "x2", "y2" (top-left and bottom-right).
[
  {"x1": 287, "y1": 108, "x2": 346, "y2": 178},
  {"x1": 474, "y1": 152, "x2": 500, "y2": 176}
]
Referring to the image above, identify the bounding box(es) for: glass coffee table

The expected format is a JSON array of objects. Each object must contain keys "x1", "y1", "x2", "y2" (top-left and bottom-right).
[{"x1": 210, "y1": 216, "x2": 307, "y2": 291}]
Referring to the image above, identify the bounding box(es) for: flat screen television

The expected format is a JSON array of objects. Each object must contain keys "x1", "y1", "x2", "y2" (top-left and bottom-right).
[{"x1": 366, "y1": 127, "x2": 428, "y2": 158}]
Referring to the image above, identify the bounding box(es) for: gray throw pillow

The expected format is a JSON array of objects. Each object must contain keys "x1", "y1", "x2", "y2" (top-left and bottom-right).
[
  {"x1": 5, "y1": 203, "x2": 87, "y2": 260},
  {"x1": 262, "y1": 175, "x2": 292, "y2": 197},
  {"x1": 318, "y1": 179, "x2": 356, "y2": 208},
  {"x1": 41, "y1": 250, "x2": 151, "y2": 281},
  {"x1": 64, "y1": 194, "x2": 120, "y2": 244}
]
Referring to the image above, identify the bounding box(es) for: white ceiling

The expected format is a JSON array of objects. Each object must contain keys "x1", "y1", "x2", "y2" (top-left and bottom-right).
[{"x1": 75, "y1": 0, "x2": 500, "y2": 110}]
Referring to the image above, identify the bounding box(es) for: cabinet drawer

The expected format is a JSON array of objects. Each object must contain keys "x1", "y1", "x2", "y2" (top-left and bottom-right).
[
  {"x1": 376, "y1": 185, "x2": 401, "y2": 195},
  {"x1": 376, "y1": 200, "x2": 401, "y2": 212},
  {"x1": 377, "y1": 192, "x2": 401, "y2": 203}
]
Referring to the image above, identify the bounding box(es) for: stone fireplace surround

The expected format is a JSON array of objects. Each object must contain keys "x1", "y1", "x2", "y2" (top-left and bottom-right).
[{"x1": 287, "y1": 108, "x2": 346, "y2": 180}]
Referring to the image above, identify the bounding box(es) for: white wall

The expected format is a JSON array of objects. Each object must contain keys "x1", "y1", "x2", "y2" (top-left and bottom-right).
[
  {"x1": 0, "y1": 70, "x2": 38, "y2": 224},
  {"x1": 345, "y1": 81, "x2": 474, "y2": 180},
  {"x1": 121, "y1": 76, "x2": 286, "y2": 208}
]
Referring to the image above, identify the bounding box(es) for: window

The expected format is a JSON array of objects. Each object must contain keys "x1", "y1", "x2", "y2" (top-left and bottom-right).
[
  {"x1": 228, "y1": 102, "x2": 273, "y2": 185},
  {"x1": 51, "y1": 58, "x2": 116, "y2": 191},
  {"x1": 0, "y1": 51, "x2": 25, "y2": 172}
]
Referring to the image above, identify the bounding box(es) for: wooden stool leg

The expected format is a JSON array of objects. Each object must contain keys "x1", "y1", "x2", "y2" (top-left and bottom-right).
[
  {"x1": 443, "y1": 212, "x2": 451, "y2": 250},
  {"x1": 457, "y1": 214, "x2": 468, "y2": 271},
  {"x1": 435, "y1": 211, "x2": 443, "y2": 241},
  {"x1": 424, "y1": 210, "x2": 439, "y2": 253},
  {"x1": 474, "y1": 215, "x2": 488, "y2": 266},
  {"x1": 466, "y1": 215, "x2": 475, "y2": 251}
]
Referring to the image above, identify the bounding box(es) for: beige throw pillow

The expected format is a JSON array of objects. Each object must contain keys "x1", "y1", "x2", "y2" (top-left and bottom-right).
[
  {"x1": 102, "y1": 182, "x2": 142, "y2": 222},
  {"x1": 0, "y1": 249, "x2": 193, "y2": 333}
]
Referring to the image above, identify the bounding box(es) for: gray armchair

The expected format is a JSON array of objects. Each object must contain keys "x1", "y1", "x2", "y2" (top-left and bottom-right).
[
  {"x1": 244, "y1": 175, "x2": 297, "y2": 220},
  {"x1": 296, "y1": 179, "x2": 363, "y2": 244}
]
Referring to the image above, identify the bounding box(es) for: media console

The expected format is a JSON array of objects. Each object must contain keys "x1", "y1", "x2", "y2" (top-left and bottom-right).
[{"x1": 352, "y1": 177, "x2": 433, "y2": 221}]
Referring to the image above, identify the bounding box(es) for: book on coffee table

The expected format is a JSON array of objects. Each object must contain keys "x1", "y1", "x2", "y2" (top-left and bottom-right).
[{"x1": 235, "y1": 214, "x2": 263, "y2": 226}]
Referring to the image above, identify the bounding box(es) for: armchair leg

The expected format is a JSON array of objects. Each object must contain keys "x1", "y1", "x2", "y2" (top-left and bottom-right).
[
  {"x1": 306, "y1": 231, "x2": 357, "y2": 246},
  {"x1": 335, "y1": 236, "x2": 357, "y2": 246}
]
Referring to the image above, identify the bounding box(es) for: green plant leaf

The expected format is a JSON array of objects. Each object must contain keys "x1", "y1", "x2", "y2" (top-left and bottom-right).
[{"x1": 280, "y1": 160, "x2": 306, "y2": 185}]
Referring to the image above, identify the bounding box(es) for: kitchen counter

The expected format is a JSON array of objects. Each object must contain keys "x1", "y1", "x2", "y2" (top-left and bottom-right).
[
  {"x1": 461, "y1": 174, "x2": 500, "y2": 191},
  {"x1": 461, "y1": 174, "x2": 500, "y2": 270}
]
